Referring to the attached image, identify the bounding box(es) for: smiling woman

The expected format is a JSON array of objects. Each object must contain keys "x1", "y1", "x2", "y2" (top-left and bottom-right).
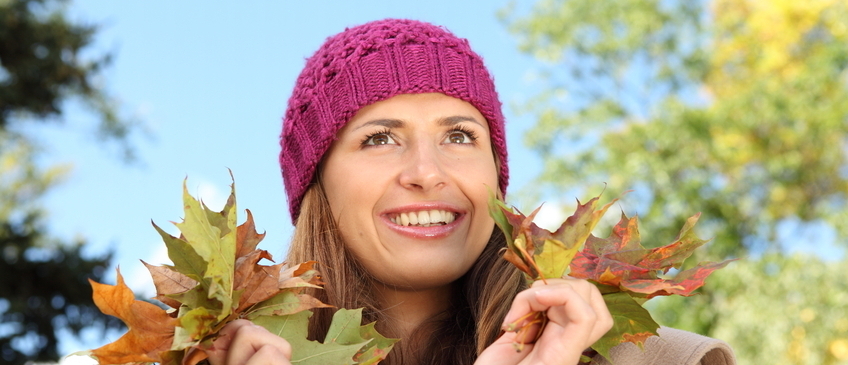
[{"x1": 202, "y1": 18, "x2": 732, "y2": 365}]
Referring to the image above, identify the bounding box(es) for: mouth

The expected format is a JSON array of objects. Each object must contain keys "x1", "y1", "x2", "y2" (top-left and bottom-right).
[{"x1": 388, "y1": 209, "x2": 458, "y2": 227}]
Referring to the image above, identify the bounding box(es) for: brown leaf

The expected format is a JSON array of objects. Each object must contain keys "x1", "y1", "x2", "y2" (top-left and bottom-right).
[
  {"x1": 502, "y1": 248, "x2": 533, "y2": 277},
  {"x1": 236, "y1": 209, "x2": 267, "y2": 258},
  {"x1": 233, "y1": 249, "x2": 276, "y2": 291},
  {"x1": 143, "y1": 260, "x2": 198, "y2": 309},
  {"x1": 235, "y1": 261, "x2": 287, "y2": 313},
  {"x1": 90, "y1": 268, "x2": 178, "y2": 364}
]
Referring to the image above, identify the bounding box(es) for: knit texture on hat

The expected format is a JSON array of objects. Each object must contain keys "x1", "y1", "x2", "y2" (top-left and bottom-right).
[{"x1": 280, "y1": 18, "x2": 508, "y2": 223}]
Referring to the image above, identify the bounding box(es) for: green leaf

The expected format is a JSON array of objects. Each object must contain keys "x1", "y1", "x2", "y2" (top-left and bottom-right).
[
  {"x1": 591, "y1": 292, "x2": 660, "y2": 361},
  {"x1": 174, "y1": 180, "x2": 236, "y2": 320},
  {"x1": 166, "y1": 285, "x2": 224, "y2": 315},
  {"x1": 325, "y1": 309, "x2": 370, "y2": 346},
  {"x1": 290, "y1": 340, "x2": 365, "y2": 365},
  {"x1": 253, "y1": 310, "x2": 364, "y2": 365},
  {"x1": 356, "y1": 321, "x2": 398, "y2": 365},
  {"x1": 154, "y1": 222, "x2": 206, "y2": 282},
  {"x1": 487, "y1": 188, "x2": 514, "y2": 241},
  {"x1": 252, "y1": 310, "x2": 312, "y2": 342},
  {"x1": 247, "y1": 291, "x2": 331, "y2": 318}
]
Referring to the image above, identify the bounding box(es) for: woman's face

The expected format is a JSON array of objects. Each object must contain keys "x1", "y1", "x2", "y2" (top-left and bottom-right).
[{"x1": 320, "y1": 93, "x2": 499, "y2": 291}]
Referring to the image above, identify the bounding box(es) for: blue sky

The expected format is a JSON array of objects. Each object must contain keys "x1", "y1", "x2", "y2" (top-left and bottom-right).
[
  {"x1": 32, "y1": 1, "x2": 846, "y2": 362},
  {"x1": 39, "y1": 0, "x2": 561, "y2": 359}
]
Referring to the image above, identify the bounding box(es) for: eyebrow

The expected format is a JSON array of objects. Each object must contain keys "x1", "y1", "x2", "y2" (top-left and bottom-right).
[
  {"x1": 439, "y1": 115, "x2": 484, "y2": 128},
  {"x1": 352, "y1": 115, "x2": 484, "y2": 131},
  {"x1": 352, "y1": 119, "x2": 404, "y2": 131}
]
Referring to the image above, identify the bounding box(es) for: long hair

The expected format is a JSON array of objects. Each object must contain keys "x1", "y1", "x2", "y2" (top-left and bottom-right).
[{"x1": 285, "y1": 180, "x2": 525, "y2": 365}]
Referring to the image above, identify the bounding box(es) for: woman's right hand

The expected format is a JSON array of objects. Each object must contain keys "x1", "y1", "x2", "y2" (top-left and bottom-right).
[{"x1": 206, "y1": 319, "x2": 293, "y2": 365}]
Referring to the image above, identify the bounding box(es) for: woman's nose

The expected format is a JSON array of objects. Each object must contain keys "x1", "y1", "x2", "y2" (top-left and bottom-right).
[{"x1": 398, "y1": 142, "x2": 447, "y2": 192}]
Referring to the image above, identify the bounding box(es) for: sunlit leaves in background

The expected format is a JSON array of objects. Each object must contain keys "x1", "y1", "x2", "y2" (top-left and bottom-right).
[
  {"x1": 503, "y1": 0, "x2": 848, "y2": 363},
  {"x1": 504, "y1": 0, "x2": 848, "y2": 257},
  {"x1": 649, "y1": 253, "x2": 848, "y2": 364}
]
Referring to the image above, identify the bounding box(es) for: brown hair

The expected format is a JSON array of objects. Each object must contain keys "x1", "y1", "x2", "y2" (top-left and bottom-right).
[{"x1": 285, "y1": 180, "x2": 525, "y2": 365}]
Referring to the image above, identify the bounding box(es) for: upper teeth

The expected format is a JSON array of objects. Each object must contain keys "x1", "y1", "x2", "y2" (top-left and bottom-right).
[{"x1": 391, "y1": 210, "x2": 456, "y2": 226}]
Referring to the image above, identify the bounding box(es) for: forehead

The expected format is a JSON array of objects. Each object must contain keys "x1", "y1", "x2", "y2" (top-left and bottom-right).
[{"x1": 343, "y1": 93, "x2": 489, "y2": 130}]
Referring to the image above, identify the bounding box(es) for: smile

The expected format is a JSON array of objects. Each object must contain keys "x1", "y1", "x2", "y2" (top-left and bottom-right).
[{"x1": 389, "y1": 210, "x2": 457, "y2": 227}]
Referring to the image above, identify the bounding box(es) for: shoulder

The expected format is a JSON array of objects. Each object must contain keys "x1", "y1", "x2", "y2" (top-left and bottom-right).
[{"x1": 590, "y1": 327, "x2": 737, "y2": 365}]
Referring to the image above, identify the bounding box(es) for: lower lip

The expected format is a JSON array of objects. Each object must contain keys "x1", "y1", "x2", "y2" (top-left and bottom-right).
[{"x1": 382, "y1": 215, "x2": 463, "y2": 239}]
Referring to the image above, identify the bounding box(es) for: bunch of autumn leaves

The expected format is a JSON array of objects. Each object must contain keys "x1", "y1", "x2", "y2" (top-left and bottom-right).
[
  {"x1": 489, "y1": 194, "x2": 734, "y2": 361},
  {"x1": 87, "y1": 181, "x2": 396, "y2": 365},
  {"x1": 86, "y1": 179, "x2": 731, "y2": 365}
]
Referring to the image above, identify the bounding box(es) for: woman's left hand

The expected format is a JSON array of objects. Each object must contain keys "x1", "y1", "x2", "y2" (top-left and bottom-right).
[{"x1": 475, "y1": 277, "x2": 613, "y2": 365}]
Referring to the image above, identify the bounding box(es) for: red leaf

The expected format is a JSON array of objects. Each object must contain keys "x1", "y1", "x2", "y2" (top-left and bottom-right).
[
  {"x1": 570, "y1": 211, "x2": 732, "y2": 299},
  {"x1": 621, "y1": 260, "x2": 735, "y2": 298}
]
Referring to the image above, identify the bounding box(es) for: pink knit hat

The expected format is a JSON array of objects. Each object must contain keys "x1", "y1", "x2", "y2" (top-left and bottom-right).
[{"x1": 280, "y1": 18, "x2": 509, "y2": 223}]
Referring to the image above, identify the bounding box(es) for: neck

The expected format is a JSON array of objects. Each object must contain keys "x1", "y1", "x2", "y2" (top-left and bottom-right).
[{"x1": 371, "y1": 282, "x2": 454, "y2": 338}]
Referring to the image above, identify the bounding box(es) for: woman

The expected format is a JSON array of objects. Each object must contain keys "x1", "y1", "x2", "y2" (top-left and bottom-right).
[{"x1": 206, "y1": 19, "x2": 735, "y2": 365}]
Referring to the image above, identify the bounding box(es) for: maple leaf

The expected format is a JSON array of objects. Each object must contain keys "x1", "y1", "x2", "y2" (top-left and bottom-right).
[
  {"x1": 87, "y1": 175, "x2": 395, "y2": 365},
  {"x1": 89, "y1": 269, "x2": 178, "y2": 364},
  {"x1": 254, "y1": 308, "x2": 397, "y2": 365},
  {"x1": 489, "y1": 192, "x2": 734, "y2": 363},
  {"x1": 489, "y1": 191, "x2": 617, "y2": 282},
  {"x1": 570, "y1": 212, "x2": 736, "y2": 300}
]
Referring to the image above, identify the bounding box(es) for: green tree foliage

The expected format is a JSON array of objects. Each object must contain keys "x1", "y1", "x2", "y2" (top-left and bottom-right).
[
  {"x1": 0, "y1": 0, "x2": 138, "y2": 363},
  {"x1": 649, "y1": 253, "x2": 848, "y2": 364},
  {"x1": 503, "y1": 0, "x2": 848, "y2": 362},
  {"x1": 0, "y1": 0, "x2": 138, "y2": 159},
  {"x1": 503, "y1": 0, "x2": 848, "y2": 259},
  {"x1": 0, "y1": 210, "x2": 121, "y2": 364}
]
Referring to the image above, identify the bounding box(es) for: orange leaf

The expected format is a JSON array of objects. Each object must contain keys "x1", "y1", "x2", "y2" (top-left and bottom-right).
[{"x1": 90, "y1": 268, "x2": 178, "y2": 364}]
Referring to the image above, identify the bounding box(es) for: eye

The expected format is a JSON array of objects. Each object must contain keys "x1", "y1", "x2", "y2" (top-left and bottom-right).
[
  {"x1": 443, "y1": 127, "x2": 478, "y2": 144},
  {"x1": 363, "y1": 130, "x2": 396, "y2": 146}
]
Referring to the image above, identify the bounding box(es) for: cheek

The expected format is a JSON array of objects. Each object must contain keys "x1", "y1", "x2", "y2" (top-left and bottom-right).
[{"x1": 321, "y1": 162, "x2": 384, "y2": 247}]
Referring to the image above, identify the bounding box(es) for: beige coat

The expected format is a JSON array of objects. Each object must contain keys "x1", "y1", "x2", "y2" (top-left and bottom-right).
[{"x1": 590, "y1": 327, "x2": 736, "y2": 365}]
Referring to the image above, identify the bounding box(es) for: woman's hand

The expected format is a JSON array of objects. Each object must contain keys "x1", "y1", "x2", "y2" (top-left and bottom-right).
[
  {"x1": 206, "y1": 319, "x2": 293, "y2": 365},
  {"x1": 475, "y1": 278, "x2": 613, "y2": 365}
]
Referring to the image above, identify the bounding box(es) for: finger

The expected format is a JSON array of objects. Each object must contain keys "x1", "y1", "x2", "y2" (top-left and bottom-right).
[
  {"x1": 206, "y1": 320, "x2": 292, "y2": 365},
  {"x1": 226, "y1": 323, "x2": 293, "y2": 365},
  {"x1": 587, "y1": 284, "x2": 614, "y2": 342},
  {"x1": 502, "y1": 282, "x2": 575, "y2": 326},
  {"x1": 206, "y1": 320, "x2": 254, "y2": 365},
  {"x1": 243, "y1": 343, "x2": 293, "y2": 365}
]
